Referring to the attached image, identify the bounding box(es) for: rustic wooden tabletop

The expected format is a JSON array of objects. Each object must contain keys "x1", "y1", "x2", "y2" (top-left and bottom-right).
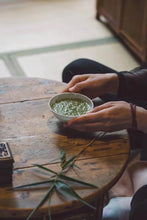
[{"x1": 0, "y1": 78, "x2": 130, "y2": 220}]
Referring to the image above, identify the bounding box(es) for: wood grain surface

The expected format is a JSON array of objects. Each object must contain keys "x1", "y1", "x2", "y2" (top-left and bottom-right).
[{"x1": 0, "y1": 78, "x2": 130, "y2": 219}]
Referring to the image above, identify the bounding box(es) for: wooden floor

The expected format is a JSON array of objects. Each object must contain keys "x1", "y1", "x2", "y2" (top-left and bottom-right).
[{"x1": 0, "y1": 0, "x2": 139, "y2": 81}]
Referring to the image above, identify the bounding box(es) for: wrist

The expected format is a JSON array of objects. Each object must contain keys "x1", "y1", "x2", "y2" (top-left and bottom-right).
[
  {"x1": 106, "y1": 73, "x2": 119, "y2": 95},
  {"x1": 136, "y1": 106, "x2": 147, "y2": 134}
]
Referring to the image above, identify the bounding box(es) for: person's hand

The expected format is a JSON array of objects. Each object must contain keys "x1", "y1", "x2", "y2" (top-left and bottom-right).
[
  {"x1": 64, "y1": 101, "x2": 132, "y2": 132},
  {"x1": 136, "y1": 106, "x2": 147, "y2": 134},
  {"x1": 62, "y1": 73, "x2": 119, "y2": 99}
]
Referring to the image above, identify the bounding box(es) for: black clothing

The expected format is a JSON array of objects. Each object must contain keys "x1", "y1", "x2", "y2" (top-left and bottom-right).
[
  {"x1": 129, "y1": 185, "x2": 147, "y2": 220},
  {"x1": 62, "y1": 58, "x2": 118, "y2": 83},
  {"x1": 118, "y1": 65, "x2": 147, "y2": 108}
]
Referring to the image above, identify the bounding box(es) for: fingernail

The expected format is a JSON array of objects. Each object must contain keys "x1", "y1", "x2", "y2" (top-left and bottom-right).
[{"x1": 69, "y1": 87, "x2": 74, "y2": 92}]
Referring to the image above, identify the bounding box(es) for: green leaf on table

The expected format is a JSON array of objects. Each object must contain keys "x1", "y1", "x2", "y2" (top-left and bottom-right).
[
  {"x1": 9, "y1": 179, "x2": 55, "y2": 191},
  {"x1": 58, "y1": 174, "x2": 98, "y2": 189},
  {"x1": 11, "y1": 136, "x2": 99, "y2": 219},
  {"x1": 72, "y1": 163, "x2": 81, "y2": 170},
  {"x1": 60, "y1": 149, "x2": 66, "y2": 166},
  {"x1": 26, "y1": 184, "x2": 55, "y2": 220},
  {"x1": 55, "y1": 181, "x2": 96, "y2": 210},
  {"x1": 61, "y1": 155, "x2": 77, "y2": 170},
  {"x1": 33, "y1": 164, "x2": 57, "y2": 175}
]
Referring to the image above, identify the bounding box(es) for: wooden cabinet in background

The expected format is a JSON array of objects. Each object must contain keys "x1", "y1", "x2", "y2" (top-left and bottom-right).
[{"x1": 96, "y1": 0, "x2": 147, "y2": 63}]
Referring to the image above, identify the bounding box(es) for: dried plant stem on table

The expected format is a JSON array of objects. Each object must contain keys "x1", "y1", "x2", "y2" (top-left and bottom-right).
[{"x1": 9, "y1": 132, "x2": 106, "y2": 220}]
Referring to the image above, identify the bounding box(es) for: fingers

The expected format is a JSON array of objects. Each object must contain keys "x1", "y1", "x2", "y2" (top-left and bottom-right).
[
  {"x1": 62, "y1": 75, "x2": 89, "y2": 93},
  {"x1": 67, "y1": 113, "x2": 98, "y2": 125},
  {"x1": 69, "y1": 81, "x2": 88, "y2": 93},
  {"x1": 63, "y1": 101, "x2": 131, "y2": 133},
  {"x1": 64, "y1": 122, "x2": 118, "y2": 133},
  {"x1": 64, "y1": 122, "x2": 105, "y2": 132},
  {"x1": 66, "y1": 103, "x2": 114, "y2": 126},
  {"x1": 89, "y1": 102, "x2": 115, "y2": 113}
]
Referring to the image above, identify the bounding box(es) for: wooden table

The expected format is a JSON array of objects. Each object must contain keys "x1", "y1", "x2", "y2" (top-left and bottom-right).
[{"x1": 0, "y1": 78, "x2": 130, "y2": 220}]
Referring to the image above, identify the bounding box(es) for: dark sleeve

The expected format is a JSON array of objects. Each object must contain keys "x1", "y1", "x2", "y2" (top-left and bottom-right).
[
  {"x1": 129, "y1": 185, "x2": 147, "y2": 220},
  {"x1": 118, "y1": 68, "x2": 147, "y2": 101}
]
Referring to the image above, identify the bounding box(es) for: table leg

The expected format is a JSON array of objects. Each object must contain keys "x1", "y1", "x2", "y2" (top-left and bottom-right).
[
  {"x1": 93, "y1": 194, "x2": 104, "y2": 220},
  {"x1": 96, "y1": 0, "x2": 100, "y2": 19}
]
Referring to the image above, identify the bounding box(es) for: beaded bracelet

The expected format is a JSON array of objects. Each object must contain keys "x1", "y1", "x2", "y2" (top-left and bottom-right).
[{"x1": 130, "y1": 103, "x2": 137, "y2": 130}]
